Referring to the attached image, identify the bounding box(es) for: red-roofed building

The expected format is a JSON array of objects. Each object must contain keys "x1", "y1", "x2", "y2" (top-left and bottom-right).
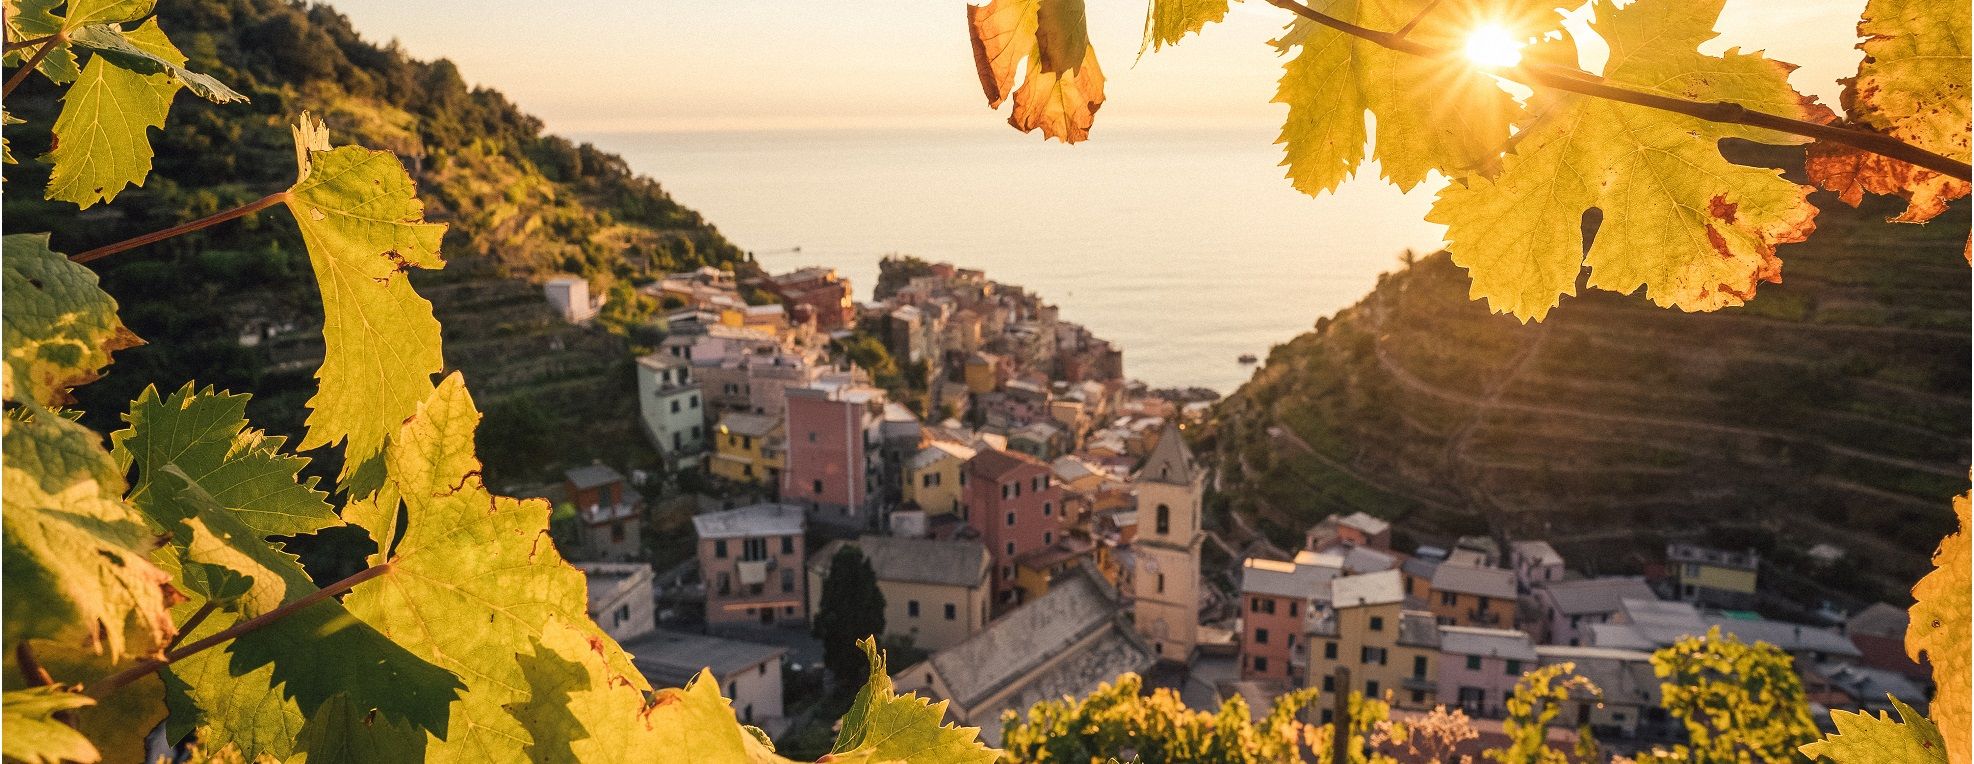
[{"x1": 963, "y1": 449, "x2": 1065, "y2": 606}]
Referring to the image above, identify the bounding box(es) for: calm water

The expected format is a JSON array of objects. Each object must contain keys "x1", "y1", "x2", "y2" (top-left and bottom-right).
[{"x1": 576, "y1": 126, "x2": 1449, "y2": 394}]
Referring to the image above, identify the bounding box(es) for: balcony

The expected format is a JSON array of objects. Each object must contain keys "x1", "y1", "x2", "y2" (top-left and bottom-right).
[
  {"x1": 737, "y1": 558, "x2": 774, "y2": 586},
  {"x1": 1401, "y1": 675, "x2": 1436, "y2": 692},
  {"x1": 1465, "y1": 609, "x2": 1503, "y2": 627},
  {"x1": 1306, "y1": 610, "x2": 1339, "y2": 637}
]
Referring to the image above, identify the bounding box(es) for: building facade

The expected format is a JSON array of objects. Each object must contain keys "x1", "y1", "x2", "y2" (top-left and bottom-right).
[
  {"x1": 710, "y1": 412, "x2": 784, "y2": 486},
  {"x1": 1305, "y1": 570, "x2": 1441, "y2": 711},
  {"x1": 1424, "y1": 562, "x2": 1519, "y2": 628},
  {"x1": 963, "y1": 449, "x2": 1066, "y2": 604},
  {"x1": 1438, "y1": 626, "x2": 1540, "y2": 718},
  {"x1": 902, "y1": 441, "x2": 975, "y2": 517},
  {"x1": 1667, "y1": 543, "x2": 1759, "y2": 608},
  {"x1": 563, "y1": 465, "x2": 643, "y2": 561},
  {"x1": 694, "y1": 503, "x2": 808, "y2": 628},
  {"x1": 807, "y1": 535, "x2": 993, "y2": 650},
  {"x1": 781, "y1": 382, "x2": 884, "y2": 529},
  {"x1": 636, "y1": 354, "x2": 707, "y2": 458},
  {"x1": 1130, "y1": 424, "x2": 1205, "y2": 664}
]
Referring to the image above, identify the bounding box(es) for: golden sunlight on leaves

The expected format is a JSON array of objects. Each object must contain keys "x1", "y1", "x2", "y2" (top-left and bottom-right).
[
  {"x1": 967, "y1": 0, "x2": 1106, "y2": 142},
  {"x1": 1907, "y1": 492, "x2": 1970, "y2": 764}
]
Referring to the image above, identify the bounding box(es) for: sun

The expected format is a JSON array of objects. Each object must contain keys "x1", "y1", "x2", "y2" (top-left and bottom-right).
[{"x1": 1463, "y1": 24, "x2": 1525, "y2": 68}]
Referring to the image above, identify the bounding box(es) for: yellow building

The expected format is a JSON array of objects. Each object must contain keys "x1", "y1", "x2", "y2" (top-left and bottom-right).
[
  {"x1": 807, "y1": 536, "x2": 992, "y2": 651},
  {"x1": 710, "y1": 412, "x2": 783, "y2": 486},
  {"x1": 1013, "y1": 536, "x2": 1112, "y2": 603},
  {"x1": 902, "y1": 440, "x2": 975, "y2": 516},
  {"x1": 1305, "y1": 569, "x2": 1441, "y2": 714},
  {"x1": 964, "y1": 352, "x2": 1002, "y2": 395},
  {"x1": 1667, "y1": 543, "x2": 1760, "y2": 608}
]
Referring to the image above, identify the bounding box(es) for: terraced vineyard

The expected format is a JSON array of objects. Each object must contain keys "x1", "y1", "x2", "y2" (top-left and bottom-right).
[{"x1": 1208, "y1": 184, "x2": 1969, "y2": 607}]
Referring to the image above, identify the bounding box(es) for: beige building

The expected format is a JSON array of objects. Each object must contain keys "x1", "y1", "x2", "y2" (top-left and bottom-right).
[
  {"x1": 580, "y1": 562, "x2": 656, "y2": 642},
  {"x1": 694, "y1": 503, "x2": 807, "y2": 628},
  {"x1": 623, "y1": 629, "x2": 790, "y2": 737},
  {"x1": 1305, "y1": 569, "x2": 1442, "y2": 713},
  {"x1": 808, "y1": 535, "x2": 992, "y2": 651},
  {"x1": 1130, "y1": 424, "x2": 1205, "y2": 663},
  {"x1": 901, "y1": 440, "x2": 976, "y2": 517}
]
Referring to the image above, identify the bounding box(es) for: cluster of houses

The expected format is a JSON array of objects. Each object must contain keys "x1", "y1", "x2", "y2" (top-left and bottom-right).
[{"x1": 1235, "y1": 514, "x2": 1933, "y2": 742}]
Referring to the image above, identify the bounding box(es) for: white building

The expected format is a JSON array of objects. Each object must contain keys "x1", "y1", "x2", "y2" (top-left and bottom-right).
[
  {"x1": 580, "y1": 562, "x2": 655, "y2": 641},
  {"x1": 622, "y1": 630, "x2": 789, "y2": 737},
  {"x1": 544, "y1": 275, "x2": 604, "y2": 323},
  {"x1": 636, "y1": 354, "x2": 706, "y2": 458}
]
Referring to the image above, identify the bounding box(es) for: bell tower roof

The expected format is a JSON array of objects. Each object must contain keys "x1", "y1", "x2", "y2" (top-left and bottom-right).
[{"x1": 1135, "y1": 423, "x2": 1196, "y2": 486}]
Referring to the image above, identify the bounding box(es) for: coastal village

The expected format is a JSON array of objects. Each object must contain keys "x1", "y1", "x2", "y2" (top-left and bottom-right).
[{"x1": 529, "y1": 261, "x2": 1932, "y2": 755}]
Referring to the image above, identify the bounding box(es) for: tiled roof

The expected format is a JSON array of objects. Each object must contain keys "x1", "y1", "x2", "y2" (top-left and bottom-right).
[
  {"x1": 923, "y1": 565, "x2": 1149, "y2": 711},
  {"x1": 810, "y1": 536, "x2": 990, "y2": 589},
  {"x1": 1331, "y1": 569, "x2": 1406, "y2": 608},
  {"x1": 1430, "y1": 563, "x2": 1518, "y2": 600},
  {"x1": 718, "y1": 412, "x2": 781, "y2": 438},
  {"x1": 1439, "y1": 626, "x2": 1538, "y2": 662},
  {"x1": 1536, "y1": 577, "x2": 1656, "y2": 616},
  {"x1": 969, "y1": 448, "x2": 1046, "y2": 481},
  {"x1": 1134, "y1": 423, "x2": 1196, "y2": 486},
  {"x1": 1241, "y1": 557, "x2": 1338, "y2": 600},
  {"x1": 622, "y1": 629, "x2": 787, "y2": 687},
  {"x1": 692, "y1": 503, "x2": 805, "y2": 539},
  {"x1": 565, "y1": 464, "x2": 626, "y2": 490}
]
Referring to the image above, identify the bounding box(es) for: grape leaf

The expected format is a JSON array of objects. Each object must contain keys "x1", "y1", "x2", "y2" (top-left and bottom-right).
[
  {"x1": 1, "y1": 687, "x2": 99, "y2": 764},
  {"x1": 4, "y1": 110, "x2": 23, "y2": 164},
  {"x1": 831, "y1": 638, "x2": 997, "y2": 763},
  {"x1": 43, "y1": 19, "x2": 188, "y2": 208},
  {"x1": 110, "y1": 386, "x2": 460, "y2": 761},
  {"x1": 1, "y1": 234, "x2": 142, "y2": 406},
  {"x1": 1142, "y1": 0, "x2": 1230, "y2": 52},
  {"x1": 282, "y1": 114, "x2": 447, "y2": 484},
  {"x1": 967, "y1": 0, "x2": 1106, "y2": 143},
  {"x1": 13, "y1": 640, "x2": 167, "y2": 764},
  {"x1": 2, "y1": 0, "x2": 80, "y2": 84},
  {"x1": 1805, "y1": 0, "x2": 1970, "y2": 224},
  {"x1": 66, "y1": 23, "x2": 247, "y2": 104},
  {"x1": 1272, "y1": 0, "x2": 1555, "y2": 195},
  {"x1": 63, "y1": 0, "x2": 158, "y2": 26},
  {"x1": 112, "y1": 383, "x2": 338, "y2": 538},
  {"x1": 1909, "y1": 492, "x2": 1970, "y2": 764},
  {"x1": 509, "y1": 618, "x2": 754, "y2": 762},
  {"x1": 343, "y1": 373, "x2": 645, "y2": 762},
  {"x1": 1427, "y1": 0, "x2": 1822, "y2": 321},
  {"x1": 1800, "y1": 695, "x2": 1947, "y2": 763},
  {"x1": 1, "y1": 407, "x2": 173, "y2": 662}
]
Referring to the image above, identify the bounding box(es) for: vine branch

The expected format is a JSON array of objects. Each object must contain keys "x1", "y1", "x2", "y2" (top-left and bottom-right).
[
  {"x1": 5, "y1": 34, "x2": 57, "y2": 53},
  {"x1": 72, "y1": 191, "x2": 289, "y2": 264},
  {"x1": 3, "y1": 34, "x2": 62, "y2": 99},
  {"x1": 85, "y1": 562, "x2": 392, "y2": 700},
  {"x1": 1260, "y1": 0, "x2": 1973, "y2": 181}
]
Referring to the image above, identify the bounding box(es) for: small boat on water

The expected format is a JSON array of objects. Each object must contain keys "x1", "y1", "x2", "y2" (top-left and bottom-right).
[{"x1": 1237, "y1": 353, "x2": 1258, "y2": 364}]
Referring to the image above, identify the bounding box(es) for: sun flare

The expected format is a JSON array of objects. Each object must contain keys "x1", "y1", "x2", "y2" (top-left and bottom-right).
[{"x1": 1464, "y1": 24, "x2": 1525, "y2": 68}]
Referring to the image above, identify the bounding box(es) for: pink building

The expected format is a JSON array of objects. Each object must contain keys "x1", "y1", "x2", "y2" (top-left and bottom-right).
[
  {"x1": 759, "y1": 267, "x2": 854, "y2": 330},
  {"x1": 1437, "y1": 626, "x2": 1538, "y2": 718},
  {"x1": 781, "y1": 381, "x2": 884, "y2": 530},
  {"x1": 1511, "y1": 540, "x2": 1567, "y2": 592},
  {"x1": 1238, "y1": 555, "x2": 1337, "y2": 683},
  {"x1": 694, "y1": 503, "x2": 808, "y2": 628},
  {"x1": 1529, "y1": 577, "x2": 1655, "y2": 646},
  {"x1": 963, "y1": 449, "x2": 1065, "y2": 605}
]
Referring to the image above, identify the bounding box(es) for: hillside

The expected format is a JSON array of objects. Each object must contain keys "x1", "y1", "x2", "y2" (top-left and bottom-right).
[
  {"x1": 2, "y1": 0, "x2": 751, "y2": 484},
  {"x1": 1206, "y1": 176, "x2": 1969, "y2": 609}
]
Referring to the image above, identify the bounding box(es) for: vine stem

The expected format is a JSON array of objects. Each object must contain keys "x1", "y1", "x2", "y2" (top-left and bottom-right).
[
  {"x1": 3, "y1": 34, "x2": 62, "y2": 99},
  {"x1": 72, "y1": 191, "x2": 289, "y2": 264},
  {"x1": 1260, "y1": 0, "x2": 1973, "y2": 181},
  {"x1": 164, "y1": 602, "x2": 217, "y2": 653},
  {"x1": 4, "y1": 34, "x2": 56, "y2": 53},
  {"x1": 84, "y1": 563, "x2": 392, "y2": 700},
  {"x1": 16, "y1": 642, "x2": 57, "y2": 688}
]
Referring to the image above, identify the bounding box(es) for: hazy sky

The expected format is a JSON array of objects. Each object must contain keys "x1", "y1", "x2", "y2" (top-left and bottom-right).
[{"x1": 325, "y1": 0, "x2": 1869, "y2": 133}]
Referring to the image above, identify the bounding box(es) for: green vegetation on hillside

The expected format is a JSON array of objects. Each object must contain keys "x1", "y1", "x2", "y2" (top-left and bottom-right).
[
  {"x1": 1208, "y1": 178, "x2": 1970, "y2": 607},
  {"x1": 1, "y1": 0, "x2": 752, "y2": 484}
]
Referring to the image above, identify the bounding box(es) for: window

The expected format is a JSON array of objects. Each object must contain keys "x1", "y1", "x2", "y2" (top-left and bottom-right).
[
  {"x1": 1322, "y1": 676, "x2": 1335, "y2": 692},
  {"x1": 690, "y1": 395, "x2": 700, "y2": 409},
  {"x1": 1365, "y1": 680, "x2": 1380, "y2": 697},
  {"x1": 1476, "y1": 596, "x2": 1490, "y2": 612},
  {"x1": 1361, "y1": 646, "x2": 1388, "y2": 665},
  {"x1": 922, "y1": 474, "x2": 935, "y2": 488},
  {"x1": 1410, "y1": 690, "x2": 1426, "y2": 704},
  {"x1": 1466, "y1": 655, "x2": 1482, "y2": 671},
  {"x1": 1259, "y1": 599, "x2": 1276, "y2": 615},
  {"x1": 813, "y1": 479, "x2": 824, "y2": 495},
  {"x1": 1013, "y1": 482, "x2": 1021, "y2": 497},
  {"x1": 1369, "y1": 616, "x2": 1385, "y2": 631},
  {"x1": 1044, "y1": 531, "x2": 1053, "y2": 545},
  {"x1": 1001, "y1": 484, "x2": 1010, "y2": 499},
  {"x1": 610, "y1": 523, "x2": 625, "y2": 543},
  {"x1": 742, "y1": 435, "x2": 753, "y2": 449},
  {"x1": 781, "y1": 567, "x2": 795, "y2": 593},
  {"x1": 1156, "y1": 573, "x2": 1166, "y2": 594},
  {"x1": 1002, "y1": 565, "x2": 1013, "y2": 579},
  {"x1": 1290, "y1": 601, "x2": 1300, "y2": 617},
  {"x1": 1043, "y1": 501, "x2": 1052, "y2": 516},
  {"x1": 1250, "y1": 598, "x2": 1261, "y2": 613},
  {"x1": 1441, "y1": 591, "x2": 1458, "y2": 606},
  {"x1": 614, "y1": 605, "x2": 629, "y2": 625},
  {"x1": 808, "y1": 432, "x2": 818, "y2": 443},
  {"x1": 1005, "y1": 543, "x2": 1015, "y2": 556},
  {"x1": 672, "y1": 432, "x2": 683, "y2": 449},
  {"x1": 1255, "y1": 628, "x2": 1270, "y2": 645},
  {"x1": 945, "y1": 603, "x2": 957, "y2": 620},
  {"x1": 714, "y1": 540, "x2": 729, "y2": 558},
  {"x1": 691, "y1": 425, "x2": 702, "y2": 438},
  {"x1": 1324, "y1": 642, "x2": 1338, "y2": 660},
  {"x1": 1254, "y1": 656, "x2": 1268, "y2": 672},
  {"x1": 1005, "y1": 512, "x2": 1016, "y2": 527},
  {"x1": 1413, "y1": 655, "x2": 1429, "y2": 678},
  {"x1": 782, "y1": 536, "x2": 795, "y2": 554},
  {"x1": 908, "y1": 600, "x2": 920, "y2": 617},
  {"x1": 742, "y1": 538, "x2": 767, "y2": 561},
  {"x1": 671, "y1": 400, "x2": 682, "y2": 414},
  {"x1": 1505, "y1": 659, "x2": 1522, "y2": 676}
]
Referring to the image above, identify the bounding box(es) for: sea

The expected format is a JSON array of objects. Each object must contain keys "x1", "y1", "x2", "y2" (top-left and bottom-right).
[{"x1": 575, "y1": 125, "x2": 1450, "y2": 395}]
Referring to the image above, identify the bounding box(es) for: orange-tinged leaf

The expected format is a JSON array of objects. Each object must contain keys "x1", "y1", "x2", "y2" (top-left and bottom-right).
[
  {"x1": 1807, "y1": 139, "x2": 1970, "y2": 223},
  {"x1": 1909, "y1": 492, "x2": 1970, "y2": 764},
  {"x1": 966, "y1": 0, "x2": 1106, "y2": 142}
]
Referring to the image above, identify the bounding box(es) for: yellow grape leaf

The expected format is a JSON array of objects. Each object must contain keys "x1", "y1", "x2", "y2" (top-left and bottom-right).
[
  {"x1": 1273, "y1": 0, "x2": 1556, "y2": 194},
  {"x1": 968, "y1": 0, "x2": 1106, "y2": 142},
  {"x1": 1909, "y1": 492, "x2": 1970, "y2": 764},
  {"x1": 342, "y1": 374, "x2": 645, "y2": 762},
  {"x1": 1, "y1": 408, "x2": 174, "y2": 663},
  {"x1": 1806, "y1": 0, "x2": 1971, "y2": 223},
  {"x1": 1142, "y1": 0, "x2": 1231, "y2": 52},
  {"x1": 1799, "y1": 696, "x2": 1948, "y2": 763},
  {"x1": 1, "y1": 234, "x2": 142, "y2": 406},
  {"x1": 282, "y1": 114, "x2": 446, "y2": 483},
  {"x1": 1, "y1": 688, "x2": 99, "y2": 764},
  {"x1": 1427, "y1": 0, "x2": 1822, "y2": 322},
  {"x1": 830, "y1": 638, "x2": 998, "y2": 763},
  {"x1": 2, "y1": 0, "x2": 80, "y2": 84},
  {"x1": 509, "y1": 618, "x2": 755, "y2": 762},
  {"x1": 42, "y1": 19, "x2": 185, "y2": 209}
]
